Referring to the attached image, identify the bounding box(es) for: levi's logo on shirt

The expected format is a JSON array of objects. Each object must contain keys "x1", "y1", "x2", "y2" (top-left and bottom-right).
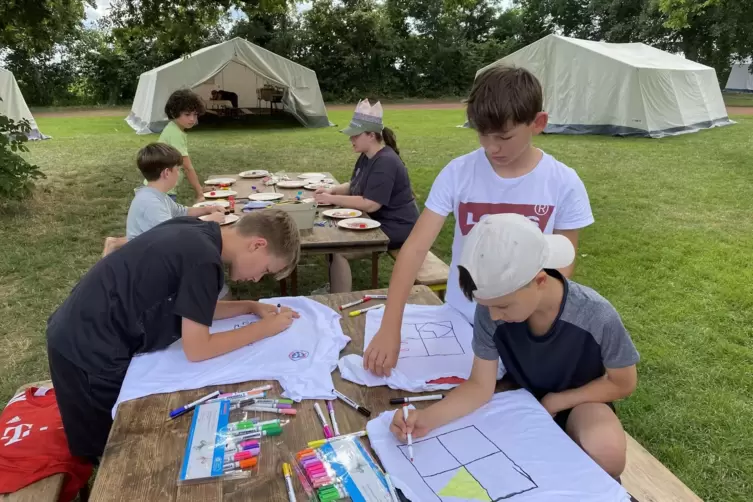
[{"x1": 457, "y1": 202, "x2": 554, "y2": 235}]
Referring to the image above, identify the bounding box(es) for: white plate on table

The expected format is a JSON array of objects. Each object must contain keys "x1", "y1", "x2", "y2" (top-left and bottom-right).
[
  {"x1": 204, "y1": 189, "x2": 237, "y2": 198},
  {"x1": 249, "y1": 192, "x2": 284, "y2": 201},
  {"x1": 337, "y1": 218, "x2": 381, "y2": 230},
  {"x1": 205, "y1": 177, "x2": 237, "y2": 185},
  {"x1": 298, "y1": 172, "x2": 326, "y2": 179},
  {"x1": 277, "y1": 180, "x2": 309, "y2": 189},
  {"x1": 193, "y1": 200, "x2": 229, "y2": 208},
  {"x1": 239, "y1": 170, "x2": 269, "y2": 178},
  {"x1": 200, "y1": 213, "x2": 240, "y2": 226},
  {"x1": 303, "y1": 182, "x2": 334, "y2": 190},
  {"x1": 322, "y1": 209, "x2": 362, "y2": 219}
]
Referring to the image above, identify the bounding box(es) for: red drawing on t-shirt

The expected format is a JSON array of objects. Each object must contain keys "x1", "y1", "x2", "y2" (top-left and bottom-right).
[{"x1": 457, "y1": 202, "x2": 554, "y2": 235}]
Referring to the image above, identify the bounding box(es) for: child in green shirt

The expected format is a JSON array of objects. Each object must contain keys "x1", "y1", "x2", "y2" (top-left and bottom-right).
[{"x1": 146, "y1": 89, "x2": 206, "y2": 202}]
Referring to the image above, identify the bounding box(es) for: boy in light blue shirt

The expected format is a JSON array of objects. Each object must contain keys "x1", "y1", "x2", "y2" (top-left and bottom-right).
[{"x1": 127, "y1": 143, "x2": 224, "y2": 240}]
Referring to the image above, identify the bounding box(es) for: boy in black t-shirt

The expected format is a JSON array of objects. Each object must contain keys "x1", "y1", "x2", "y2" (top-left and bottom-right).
[
  {"x1": 391, "y1": 213, "x2": 639, "y2": 478},
  {"x1": 46, "y1": 210, "x2": 301, "y2": 460}
]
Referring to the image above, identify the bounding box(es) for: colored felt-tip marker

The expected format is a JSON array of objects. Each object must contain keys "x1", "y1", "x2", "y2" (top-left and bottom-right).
[
  {"x1": 365, "y1": 294, "x2": 387, "y2": 300},
  {"x1": 277, "y1": 303, "x2": 281, "y2": 314},
  {"x1": 308, "y1": 430, "x2": 367, "y2": 448},
  {"x1": 243, "y1": 405, "x2": 297, "y2": 415},
  {"x1": 333, "y1": 389, "x2": 371, "y2": 417},
  {"x1": 168, "y1": 390, "x2": 221, "y2": 419},
  {"x1": 339, "y1": 298, "x2": 365, "y2": 310},
  {"x1": 283, "y1": 463, "x2": 297, "y2": 502},
  {"x1": 313, "y1": 402, "x2": 333, "y2": 439},
  {"x1": 326, "y1": 400, "x2": 340, "y2": 436},
  {"x1": 223, "y1": 457, "x2": 257, "y2": 472},
  {"x1": 404, "y1": 405, "x2": 414, "y2": 462},
  {"x1": 390, "y1": 394, "x2": 444, "y2": 404},
  {"x1": 348, "y1": 304, "x2": 384, "y2": 317}
]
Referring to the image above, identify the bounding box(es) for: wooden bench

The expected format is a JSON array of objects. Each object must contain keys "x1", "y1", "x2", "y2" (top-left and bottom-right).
[
  {"x1": 623, "y1": 432, "x2": 703, "y2": 501},
  {"x1": 2, "y1": 381, "x2": 67, "y2": 502},
  {"x1": 389, "y1": 249, "x2": 450, "y2": 299}
]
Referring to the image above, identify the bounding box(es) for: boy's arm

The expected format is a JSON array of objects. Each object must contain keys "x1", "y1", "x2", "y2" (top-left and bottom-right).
[
  {"x1": 181, "y1": 312, "x2": 294, "y2": 362},
  {"x1": 330, "y1": 182, "x2": 351, "y2": 195},
  {"x1": 363, "y1": 208, "x2": 447, "y2": 376},
  {"x1": 553, "y1": 229, "x2": 579, "y2": 277},
  {"x1": 212, "y1": 300, "x2": 298, "y2": 320},
  {"x1": 540, "y1": 365, "x2": 637, "y2": 416},
  {"x1": 186, "y1": 205, "x2": 223, "y2": 217},
  {"x1": 419, "y1": 357, "x2": 499, "y2": 430},
  {"x1": 391, "y1": 357, "x2": 498, "y2": 441},
  {"x1": 182, "y1": 156, "x2": 204, "y2": 201}
]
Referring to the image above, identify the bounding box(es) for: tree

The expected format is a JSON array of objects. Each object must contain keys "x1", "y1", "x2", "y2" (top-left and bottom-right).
[
  {"x1": 0, "y1": 0, "x2": 90, "y2": 53},
  {"x1": 0, "y1": 101, "x2": 46, "y2": 201}
]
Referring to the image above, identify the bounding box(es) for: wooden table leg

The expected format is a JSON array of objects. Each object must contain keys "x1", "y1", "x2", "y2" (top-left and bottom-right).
[
  {"x1": 371, "y1": 252, "x2": 379, "y2": 289},
  {"x1": 291, "y1": 266, "x2": 299, "y2": 296}
]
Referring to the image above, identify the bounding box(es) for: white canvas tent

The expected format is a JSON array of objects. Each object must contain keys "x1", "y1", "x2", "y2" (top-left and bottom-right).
[
  {"x1": 476, "y1": 35, "x2": 731, "y2": 138},
  {"x1": 127, "y1": 38, "x2": 330, "y2": 134},
  {"x1": 0, "y1": 67, "x2": 48, "y2": 140},
  {"x1": 724, "y1": 63, "x2": 753, "y2": 93}
]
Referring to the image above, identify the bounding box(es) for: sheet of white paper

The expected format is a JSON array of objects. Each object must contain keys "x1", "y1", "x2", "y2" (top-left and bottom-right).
[
  {"x1": 113, "y1": 297, "x2": 349, "y2": 417},
  {"x1": 338, "y1": 304, "x2": 476, "y2": 392},
  {"x1": 367, "y1": 390, "x2": 630, "y2": 502}
]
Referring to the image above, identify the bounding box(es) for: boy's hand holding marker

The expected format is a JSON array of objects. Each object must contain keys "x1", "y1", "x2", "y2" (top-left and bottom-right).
[
  {"x1": 390, "y1": 406, "x2": 430, "y2": 444},
  {"x1": 252, "y1": 302, "x2": 299, "y2": 320}
]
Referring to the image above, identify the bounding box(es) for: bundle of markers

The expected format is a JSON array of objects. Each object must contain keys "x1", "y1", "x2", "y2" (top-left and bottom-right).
[{"x1": 295, "y1": 448, "x2": 345, "y2": 501}]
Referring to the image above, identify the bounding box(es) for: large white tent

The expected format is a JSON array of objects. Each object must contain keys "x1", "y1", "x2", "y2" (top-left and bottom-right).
[
  {"x1": 476, "y1": 35, "x2": 731, "y2": 138},
  {"x1": 0, "y1": 67, "x2": 47, "y2": 140},
  {"x1": 724, "y1": 63, "x2": 753, "y2": 93},
  {"x1": 127, "y1": 38, "x2": 330, "y2": 134}
]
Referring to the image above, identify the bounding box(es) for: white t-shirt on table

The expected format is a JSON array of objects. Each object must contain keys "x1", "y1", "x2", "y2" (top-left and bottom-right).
[{"x1": 424, "y1": 148, "x2": 595, "y2": 323}]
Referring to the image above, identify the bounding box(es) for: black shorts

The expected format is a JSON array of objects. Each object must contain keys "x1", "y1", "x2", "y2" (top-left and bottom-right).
[
  {"x1": 47, "y1": 346, "x2": 125, "y2": 460},
  {"x1": 553, "y1": 402, "x2": 616, "y2": 431}
]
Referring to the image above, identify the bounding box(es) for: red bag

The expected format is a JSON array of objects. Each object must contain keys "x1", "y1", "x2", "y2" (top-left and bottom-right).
[{"x1": 0, "y1": 387, "x2": 93, "y2": 501}]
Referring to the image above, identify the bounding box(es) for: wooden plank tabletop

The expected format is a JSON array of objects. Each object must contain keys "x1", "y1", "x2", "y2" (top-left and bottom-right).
[
  {"x1": 89, "y1": 286, "x2": 441, "y2": 502},
  {"x1": 208, "y1": 172, "x2": 389, "y2": 253}
]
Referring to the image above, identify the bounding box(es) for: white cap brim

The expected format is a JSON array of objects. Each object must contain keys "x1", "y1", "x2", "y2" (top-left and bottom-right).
[{"x1": 542, "y1": 233, "x2": 576, "y2": 270}]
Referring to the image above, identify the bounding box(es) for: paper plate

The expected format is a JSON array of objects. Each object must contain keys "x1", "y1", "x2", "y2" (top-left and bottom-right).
[
  {"x1": 239, "y1": 170, "x2": 269, "y2": 178},
  {"x1": 205, "y1": 177, "x2": 237, "y2": 185},
  {"x1": 249, "y1": 193, "x2": 284, "y2": 201},
  {"x1": 337, "y1": 218, "x2": 381, "y2": 230},
  {"x1": 298, "y1": 172, "x2": 326, "y2": 179},
  {"x1": 193, "y1": 200, "x2": 229, "y2": 208},
  {"x1": 303, "y1": 182, "x2": 334, "y2": 190},
  {"x1": 204, "y1": 189, "x2": 237, "y2": 198},
  {"x1": 322, "y1": 209, "x2": 362, "y2": 219},
  {"x1": 277, "y1": 180, "x2": 309, "y2": 188},
  {"x1": 200, "y1": 213, "x2": 240, "y2": 225}
]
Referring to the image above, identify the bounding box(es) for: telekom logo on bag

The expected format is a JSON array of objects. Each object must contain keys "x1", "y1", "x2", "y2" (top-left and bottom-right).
[{"x1": 457, "y1": 202, "x2": 554, "y2": 236}]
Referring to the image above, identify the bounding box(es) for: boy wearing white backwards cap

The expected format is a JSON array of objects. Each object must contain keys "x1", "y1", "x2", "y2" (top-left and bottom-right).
[{"x1": 391, "y1": 213, "x2": 639, "y2": 479}]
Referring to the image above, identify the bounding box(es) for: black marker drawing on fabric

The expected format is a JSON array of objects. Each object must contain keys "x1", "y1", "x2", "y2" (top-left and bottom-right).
[
  {"x1": 396, "y1": 425, "x2": 538, "y2": 501},
  {"x1": 399, "y1": 321, "x2": 466, "y2": 359}
]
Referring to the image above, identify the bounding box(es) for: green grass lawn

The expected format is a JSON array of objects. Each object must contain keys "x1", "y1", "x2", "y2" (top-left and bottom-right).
[
  {"x1": 723, "y1": 91, "x2": 753, "y2": 107},
  {"x1": 1, "y1": 110, "x2": 752, "y2": 500}
]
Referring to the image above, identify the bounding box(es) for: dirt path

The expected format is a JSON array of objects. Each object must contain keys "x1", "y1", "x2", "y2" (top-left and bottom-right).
[
  {"x1": 726, "y1": 106, "x2": 753, "y2": 115},
  {"x1": 34, "y1": 103, "x2": 753, "y2": 117}
]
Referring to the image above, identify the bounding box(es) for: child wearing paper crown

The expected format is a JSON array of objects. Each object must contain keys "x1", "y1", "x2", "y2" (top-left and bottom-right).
[
  {"x1": 315, "y1": 99, "x2": 419, "y2": 293},
  {"x1": 391, "y1": 213, "x2": 639, "y2": 478}
]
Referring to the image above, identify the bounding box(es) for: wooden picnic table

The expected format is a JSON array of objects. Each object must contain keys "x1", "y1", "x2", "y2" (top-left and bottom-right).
[
  {"x1": 89, "y1": 286, "x2": 441, "y2": 502},
  {"x1": 208, "y1": 172, "x2": 390, "y2": 294}
]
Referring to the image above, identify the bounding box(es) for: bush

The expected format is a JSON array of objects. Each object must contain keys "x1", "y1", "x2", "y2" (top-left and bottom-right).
[{"x1": 0, "y1": 105, "x2": 46, "y2": 200}]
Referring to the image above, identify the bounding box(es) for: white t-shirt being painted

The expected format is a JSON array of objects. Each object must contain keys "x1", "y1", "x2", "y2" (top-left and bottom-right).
[{"x1": 424, "y1": 148, "x2": 594, "y2": 322}]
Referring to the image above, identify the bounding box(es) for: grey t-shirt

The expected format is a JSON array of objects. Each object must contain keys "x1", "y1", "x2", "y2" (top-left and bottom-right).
[
  {"x1": 473, "y1": 270, "x2": 639, "y2": 399},
  {"x1": 126, "y1": 186, "x2": 188, "y2": 240},
  {"x1": 349, "y1": 146, "x2": 419, "y2": 249}
]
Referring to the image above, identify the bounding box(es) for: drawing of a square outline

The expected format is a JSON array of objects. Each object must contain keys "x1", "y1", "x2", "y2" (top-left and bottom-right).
[
  {"x1": 399, "y1": 321, "x2": 466, "y2": 359},
  {"x1": 397, "y1": 425, "x2": 538, "y2": 501}
]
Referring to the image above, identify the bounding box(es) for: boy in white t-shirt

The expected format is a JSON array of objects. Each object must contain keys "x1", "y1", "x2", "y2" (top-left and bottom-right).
[{"x1": 364, "y1": 65, "x2": 594, "y2": 376}]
